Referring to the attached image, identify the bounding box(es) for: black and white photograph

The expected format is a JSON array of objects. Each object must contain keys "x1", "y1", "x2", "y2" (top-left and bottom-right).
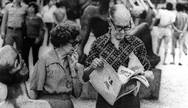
[{"x1": 0, "y1": 0, "x2": 188, "y2": 108}]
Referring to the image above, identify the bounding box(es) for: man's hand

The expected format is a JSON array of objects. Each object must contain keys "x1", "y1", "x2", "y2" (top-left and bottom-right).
[
  {"x1": 179, "y1": 32, "x2": 184, "y2": 39},
  {"x1": 144, "y1": 70, "x2": 154, "y2": 81},
  {"x1": 90, "y1": 58, "x2": 104, "y2": 70},
  {"x1": 34, "y1": 38, "x2": 40, "y2": 44},
  {"x1": 10, "y1": 54, "x2": 23, "y2": 74},
  {"x1": 1, "y1": 33, "x2": 5, "y2": 39}
]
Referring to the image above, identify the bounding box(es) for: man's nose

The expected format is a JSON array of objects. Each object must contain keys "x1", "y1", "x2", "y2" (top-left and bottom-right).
[{"x1": 120, "y1": 30, "x2": 126, "y2": 34}]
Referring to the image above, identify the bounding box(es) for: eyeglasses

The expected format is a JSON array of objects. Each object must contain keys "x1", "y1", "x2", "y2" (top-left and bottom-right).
[
  {"x1": 110, "y1": 19, "x2": 132, "y2": 32},
  {"x1": 69, "y1": 40, "x2": 79, "y2": 47},
  {"x1": 115, "y1": 23, "x2": 132, "y2": 32}
]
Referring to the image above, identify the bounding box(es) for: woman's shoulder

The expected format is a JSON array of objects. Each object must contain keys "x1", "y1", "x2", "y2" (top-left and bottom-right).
[{"x1": 38, "y1": 48, "x2": 53, "y2": 61}]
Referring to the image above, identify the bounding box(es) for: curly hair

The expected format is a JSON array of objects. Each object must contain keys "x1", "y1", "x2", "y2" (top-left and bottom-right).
[
  {"x1": 50, "y1": 21, "x2": 80, "y2": 48},
  {"x1": 28, "y1": 2, "x2": 39, "y2": 14},
  {"x1": 0, "y1": 46, "x2": 29, "y2": 85}
]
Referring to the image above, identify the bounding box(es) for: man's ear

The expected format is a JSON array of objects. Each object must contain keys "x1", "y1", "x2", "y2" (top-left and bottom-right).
[
  {"x1": 0, "y1": 82, "x2": 7, "y2": 102},
  {"x1": 9, "y1": 54, "x2": 22, "y2": 74},
  {"x1": 107, "y1": 17, "x2": 116, "y2": 31}
]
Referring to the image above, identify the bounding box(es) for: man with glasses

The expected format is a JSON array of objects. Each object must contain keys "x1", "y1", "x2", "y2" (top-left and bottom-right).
[{"x1": 82, "y1": 4, "x2": 153, "y2": 108}]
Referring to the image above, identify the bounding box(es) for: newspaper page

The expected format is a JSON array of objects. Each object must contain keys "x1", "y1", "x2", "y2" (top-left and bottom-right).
[
  {"x1": 116, "y1": 66, "x2": 150, "y2": 100},
  {"x1": 89, "y1": 59, "x2": 122, "y2": 105},
  {"x1": 89, "y1": 59, "x2": 149, "y2": 105}
]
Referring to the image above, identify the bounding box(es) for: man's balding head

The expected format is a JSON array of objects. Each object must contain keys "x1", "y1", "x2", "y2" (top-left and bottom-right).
[{"x1": 109, "y1": 4, "x2": 132, "y2": 26}]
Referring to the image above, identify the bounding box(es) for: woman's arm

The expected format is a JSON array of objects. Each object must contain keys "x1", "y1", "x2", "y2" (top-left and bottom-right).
[
  {"x1": 29, "y1": 58, "x2": 46, "y2": 99},
  {"x1": 28, "y1": 90, "x2": 39, "y2": 99},
  {"x1": 82, "y1": 65, "x2": 95, "y2": 82},
  {"x1": 172, "y1": 23, "x2": 182, "y2": 33}
]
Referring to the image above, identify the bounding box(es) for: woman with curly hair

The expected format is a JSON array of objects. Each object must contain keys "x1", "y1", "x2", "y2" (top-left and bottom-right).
[{"x1": 29, "y1": 21, "x2": 82, "y2": 108}]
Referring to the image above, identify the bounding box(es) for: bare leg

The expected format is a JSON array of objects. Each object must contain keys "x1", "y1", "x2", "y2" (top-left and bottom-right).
[
  {"x1": 178, "y1": 37, "x2": 183, "y2": 65},
  {"x1": 171, "y1": 33, "x2": 177, "y2": 64},
  {"x1": 163, "y1": 36, "x2": 170, "y2": 65},
  {"x1": 183, "y1": 32, "x2": 188, "y2": 56},
  {"x1": 156, "y1": 38, "x2": 163, "y2": 55},
  {"x1": 183, "y1": 42, "x2": 187, "y2": 55}
]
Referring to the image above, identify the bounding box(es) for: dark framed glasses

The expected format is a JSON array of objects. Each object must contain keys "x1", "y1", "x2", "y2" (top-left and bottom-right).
[
  {"x1": 115, "y1": 23, "x2": 132, "y2": 32},
  {"x1": 109, "y1": 18, "x2": 132, "y2": 32},
  {"x1": 69, "y1": 40, "x2": 79, "y2": 47}
]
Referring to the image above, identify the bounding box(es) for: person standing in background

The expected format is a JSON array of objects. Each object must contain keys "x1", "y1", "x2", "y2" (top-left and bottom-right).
[
  {"x1": 1, "y1": 0, "x2": 28, "y2": 55},
  {"x1": 171, "y1": 3, "x2": 188, "y2": 65},
  {"x1": 41, "y1": 0, "x2": 56, "y2": 45},
  {"x1": 22, "y1": 2, "x2": 44, "y2": 68},
  {"x1": 53, "y1": 1, "x2": 68, "y2": 25},
  {"x1": 78, "y1": 0, "x2": 110, "y2": 64},
  {"x1": 153, "y1": 2, "x2": 176, "y2": 65}
]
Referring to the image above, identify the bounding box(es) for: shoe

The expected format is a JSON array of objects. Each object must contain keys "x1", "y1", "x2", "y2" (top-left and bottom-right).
[
  {"x1": 170, "y1": 62, "x2": 175, "y2": 65},
  {"x1": 178, "y1": 63, "x2": 182, "y2": 66}
]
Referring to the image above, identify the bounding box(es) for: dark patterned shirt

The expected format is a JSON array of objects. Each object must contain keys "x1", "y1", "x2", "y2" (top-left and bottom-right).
[{"x1": 85, "y1": 34, "x2": 150, "y2": 72}]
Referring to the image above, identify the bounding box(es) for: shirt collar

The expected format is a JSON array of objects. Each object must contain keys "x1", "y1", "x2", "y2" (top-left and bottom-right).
[
  {"x1": 46, "y1": 48, "x2": 69, "y2": 65},
  {"x1": 106, "y1": 32, "x2": 130, "y2": 45}
]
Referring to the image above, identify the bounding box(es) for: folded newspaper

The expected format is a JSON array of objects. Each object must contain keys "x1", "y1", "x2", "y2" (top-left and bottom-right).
[{"x1": 89, "y1": 59, "x2": 149, "y2": 105}]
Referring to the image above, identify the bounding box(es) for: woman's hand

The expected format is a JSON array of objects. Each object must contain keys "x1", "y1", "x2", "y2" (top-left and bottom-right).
[{"x1": 82, "y1": 58, "x2": 104, "y2": 82}]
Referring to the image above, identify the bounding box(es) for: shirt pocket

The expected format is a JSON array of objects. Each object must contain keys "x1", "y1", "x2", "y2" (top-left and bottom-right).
[{"x1": 46, "y1": 63, "x2": 65, "y2": 79}]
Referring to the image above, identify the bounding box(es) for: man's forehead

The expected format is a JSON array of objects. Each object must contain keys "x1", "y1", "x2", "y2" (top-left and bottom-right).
[
  {"x1": 111, "y1": 4, "x2": 131, "y2": 26},
  {"x1": 113, "y1": 17, "x2": 130, "y2": 26}
]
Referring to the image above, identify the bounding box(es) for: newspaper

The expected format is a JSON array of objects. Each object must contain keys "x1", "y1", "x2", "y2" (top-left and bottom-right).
[
  {"x1": 89, "y1": 60, "x2": 122, "y2": 105},
  {"x1": 116, "y1": 66, "x2": 150, "y2": 100},
  {"x1": 118, "y1": 66, "x2": 149, "y2": 88},
  {"x1": 89, "y1": 59, "x2": 150, "y2": 105}
]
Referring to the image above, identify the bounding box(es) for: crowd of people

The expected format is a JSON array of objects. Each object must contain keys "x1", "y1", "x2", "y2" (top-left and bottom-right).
[
  {"x1": 152, "y1": 2, "x2": 188, "y2": 65},
  {"x1": 0, "y1": 0, "x2": 187, "y2": 108}
]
